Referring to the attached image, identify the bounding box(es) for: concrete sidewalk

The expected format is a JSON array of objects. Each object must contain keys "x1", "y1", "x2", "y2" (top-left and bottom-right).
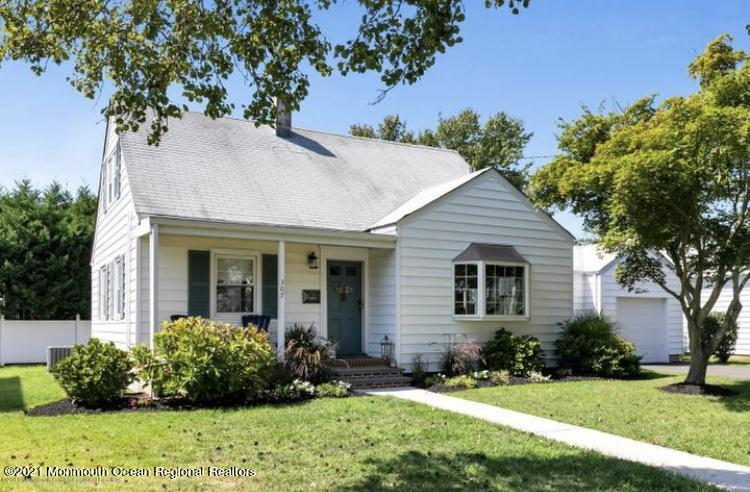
[{"x1": 364, "y1": 387, "x2": 750, "y2": 491}]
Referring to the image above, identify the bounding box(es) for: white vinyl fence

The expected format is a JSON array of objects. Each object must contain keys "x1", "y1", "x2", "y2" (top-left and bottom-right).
[{"x1": 0, "y1": 315, "x2": 91, "y2": 365}]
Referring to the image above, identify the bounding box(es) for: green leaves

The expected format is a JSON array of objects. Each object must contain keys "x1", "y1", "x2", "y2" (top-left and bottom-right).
[
  {"x1": 0, "y1": 181, "x2": 96, "y2": 320},
  {"x1": 0, "y1": 0, "x2": 528, "y2": 144},
  {"x1": 349, "y1": 108, "x2": 532, "y2": 189},
  {"x1": 530, "y1": 35, "x2": 750, "y2": 383},
  {"x1": 51, "y1": 338, "x2": 134, "y2": 408}
]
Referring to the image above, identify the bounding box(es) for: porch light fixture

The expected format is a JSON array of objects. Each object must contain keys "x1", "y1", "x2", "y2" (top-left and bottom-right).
[
  {"x1": 380, "y1": 335, "x2": 393, "y2": 361},
  {"x1": 307, "y1": 251, "x2": 319, "y2": 269}
]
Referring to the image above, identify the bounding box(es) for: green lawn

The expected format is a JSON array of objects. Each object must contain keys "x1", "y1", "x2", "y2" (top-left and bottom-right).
[
  {"x1": 0, "y1": 366, "x2": 715, "y2": 491},
  {"x1": 456, "y1": 372, "x2": 750, "y2": 467}
]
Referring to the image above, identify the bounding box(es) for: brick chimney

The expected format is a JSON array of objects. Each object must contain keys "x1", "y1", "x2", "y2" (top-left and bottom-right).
[{"x1": 275, "y1": 98, "x2": 291, "y2": 138}]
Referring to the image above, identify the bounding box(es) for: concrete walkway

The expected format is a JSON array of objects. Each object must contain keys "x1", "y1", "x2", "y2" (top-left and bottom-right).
[
  {"x1": 364, "y1": 387, "x2": 750, "y2": 491},
  {"x1": 643, "y1": 363, "x2": 750, "y2": 380}
]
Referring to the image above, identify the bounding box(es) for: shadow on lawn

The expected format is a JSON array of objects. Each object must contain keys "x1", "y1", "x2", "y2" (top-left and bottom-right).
[
  {"x1": 715, "y1": 380, "x2": 750, "y2": 412},
  {"x1": 336, "y1": 450, "x2": 705, "y2": 491},
  {"x1": 0, "y1": 376, "x2": 24, "y2": 412}
]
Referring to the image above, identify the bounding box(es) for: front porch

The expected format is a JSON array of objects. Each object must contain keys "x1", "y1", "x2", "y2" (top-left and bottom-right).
[{"x1": 136, "y1": 219, "x2": 399, "y2": 363}]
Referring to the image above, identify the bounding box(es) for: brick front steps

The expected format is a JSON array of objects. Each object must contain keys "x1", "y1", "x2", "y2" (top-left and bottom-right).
[{"x1": 331, "y1": 356, "x2": 412, "y2": 389}]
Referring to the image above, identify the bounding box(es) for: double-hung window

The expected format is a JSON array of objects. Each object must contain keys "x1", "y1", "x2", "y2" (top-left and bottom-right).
[
  {"x1": 215, "y1": 255, "x2": 256, "y2": 314},
  {"x1": 115, "y1": 255, "x2": 126, "y2": 320},
  {"x1": 452, "y1": 244, "x2": 530, "y2": 319}
]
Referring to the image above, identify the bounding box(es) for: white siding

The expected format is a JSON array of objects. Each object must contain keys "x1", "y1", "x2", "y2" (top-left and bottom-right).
[
  {"x1": 91, "y1": 122, "x2": 139, "y2": 349},
  {"x1": 704, "y1": 287, "x2": 750, "y2": 355},
  {"x1": 573, "y1": 272, "x2": 596, "y2": 312},
  {"x1": 368, "y1": 248, "x2": 397, "y2": 356},
  {"x1": 598, "y1": 261, "x2": 684, "y2": 360},
  {"x1": 574, "y1": 252, "x2": 685, "y2": 362},
  {"x1": 395, "y1": 171, "x2": 574, "y2": 371},
  {"x1": 138, "y1": 235, "x2": 390, "y2": 349}
]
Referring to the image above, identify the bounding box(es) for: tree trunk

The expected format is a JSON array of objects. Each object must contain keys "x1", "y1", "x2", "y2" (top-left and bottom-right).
[
  {"x1": 685, "y1": 349, "x2": 709, "y2": 385},
  {"x1": 685, "y1": 317, "x2": 709, "y2": 386}
]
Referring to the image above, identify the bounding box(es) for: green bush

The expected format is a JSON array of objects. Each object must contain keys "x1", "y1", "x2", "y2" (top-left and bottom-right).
[
  {"x1": 51, "y1": 338, "x2": 134, "y2": 408},
  {"x1": 702, "y1": 313, "x2": 739, "y2": 363},
  {"x1": 488, "y1": 370, "x2": 510, "y2": 385},
  {"x1": 444, "y1": 375, "x2": 477, "y2": 389},
  {"x1": 556, "y1": 312, "x2": 641, "y2": 378},
  {"x1": 483, "y1": 328, "x2": 545, "y2": 377},
  {"x1": 132, "y1": 317, "x2": 276, "y2": 404},
  {"x1": 411, "y1": 354, "x2": 427, "y2": 386},
  {"x1": 316, "y1": 381, "x2": 351, "y2": 398},
  {"x1": 284, "y1": 324, "x2": 336, "y2": 384}
]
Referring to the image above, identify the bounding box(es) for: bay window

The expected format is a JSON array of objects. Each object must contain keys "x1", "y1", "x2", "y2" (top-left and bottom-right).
[
  {"x1": 453, "y1": 263, "x2": 478, "y2": 315},
  {"x1": 452, "y1": 244, "x2": 530, "y2": 319}
]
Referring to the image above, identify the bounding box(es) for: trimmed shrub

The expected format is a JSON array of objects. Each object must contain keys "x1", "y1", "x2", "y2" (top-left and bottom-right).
[
  {"x1": 440, "y1": 340, "x2": 483, "y2": 376},
  {"x1": 556, "y1": 312, "x2": 641, "y2": 378},
  {"x1": 488, "y1": 370, "x2": 510, "y2": 386},
  {"x1": 702, "y1": 313, "x2": 739, "y2": 363},
  {"x1": 316, "y1": 381, "x2": 351, "y2": 398},
  {"x1": 132, "y1": 317, "x2": 276, "y2": 404},
  {"x1": 444, "y1": 375, "x2": 477, "y2": 389},
  {"x1": 284, "y1": 324, "x2": 336, "y2": 384},
  {"x1": 483, "y1": 328, "x2": 545, "y2": 377},
  {"x1": 51, "y1": 338, "x2": 134, "y2": 408}
]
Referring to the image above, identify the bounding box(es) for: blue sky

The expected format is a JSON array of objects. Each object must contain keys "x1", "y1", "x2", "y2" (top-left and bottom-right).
[{"x1": 0, "y1": 1, "x2": 747, "y2": 238}]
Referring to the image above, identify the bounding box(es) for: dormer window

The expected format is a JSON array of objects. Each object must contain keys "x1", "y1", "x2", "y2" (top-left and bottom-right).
[{"x1": 453, "y1": 244, "x2": 530, "y2": 319}]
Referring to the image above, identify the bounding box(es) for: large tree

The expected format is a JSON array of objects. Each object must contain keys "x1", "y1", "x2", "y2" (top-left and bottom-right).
[
  {"x1": 529, "y1": 35, "x2": 750, "y2": 386},
  {"x1": 0, "y1": 0, "x2": 529, "y2": 144},
  {"x1": 0, "y1": 180, "x2": 96, "y2": 320},
  {"x1": 350, "y1": 109, "x2": 532, "y2": 189}
]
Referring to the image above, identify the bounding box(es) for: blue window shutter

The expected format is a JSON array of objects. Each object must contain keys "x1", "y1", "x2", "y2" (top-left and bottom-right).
[
  {"x1": 188, "y1": 250, "x2": 210, "y2": 318},
  {"x1": 262, "y1": 254, "x2": 278, "y2": 319}
]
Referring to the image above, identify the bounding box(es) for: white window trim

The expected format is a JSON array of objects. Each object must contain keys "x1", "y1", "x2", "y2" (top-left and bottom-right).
[
  {"x1": 452, "y1": 261, "x2": 481, "y2": 320},
  {"x1": 100, "y1": 142, "x2": 122, "y2": 213},
  {"x1": 106, "y1": 263, "x2": 113, "y2": 321},
  {"x1": 115, "y1": 255, "x2": 126, "y2": 320},
  {"x1": 453, "y1": 260, "x2": 530, "y2": 321},
  {"x1": 114, "y1": 144, "x2": 122, "y2": 200},
  {"x1": 99, "y1": 266, "x2": 107, "y2": 321},
  {"x1": 210, "y1": 249, "x2": 260, "y2": 318}
]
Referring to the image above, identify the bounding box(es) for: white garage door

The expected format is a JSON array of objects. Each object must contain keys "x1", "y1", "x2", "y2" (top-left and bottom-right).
[{"x1": 616, "y1": 297, "x2": 668, "y2": 363}]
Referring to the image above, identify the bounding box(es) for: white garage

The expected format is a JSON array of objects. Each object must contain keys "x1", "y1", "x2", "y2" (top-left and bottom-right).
[
  {"x1": 615, "y1": 297, "x2": 668, "y2": 363},
  {"x1": 574, "y1": 245, "x2": 684, "y2": 363}
]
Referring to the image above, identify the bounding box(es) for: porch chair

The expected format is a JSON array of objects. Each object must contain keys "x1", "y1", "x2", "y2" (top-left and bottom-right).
[{"x1": 242, "y1": 314, "x2": 272, "y2": 332}]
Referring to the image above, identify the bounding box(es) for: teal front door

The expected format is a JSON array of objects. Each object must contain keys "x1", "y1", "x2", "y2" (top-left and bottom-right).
[{"x1": 327, "y1": 261, "x2": 363, "y2": 356}]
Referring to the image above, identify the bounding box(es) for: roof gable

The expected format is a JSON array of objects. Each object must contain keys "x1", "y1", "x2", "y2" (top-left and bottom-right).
[{"x1": 392, "y1": 168, "x2": 576, "y2": 243}]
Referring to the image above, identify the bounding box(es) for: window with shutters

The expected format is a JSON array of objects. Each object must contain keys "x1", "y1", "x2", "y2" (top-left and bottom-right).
[{"x1": 215, "y1": 254, "x2": 257, "y2": 314}]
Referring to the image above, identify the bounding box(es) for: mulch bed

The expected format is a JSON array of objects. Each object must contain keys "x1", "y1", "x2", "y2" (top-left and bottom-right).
[
  {"x1": 660, "y1": 383, "x2": 738, "y2": 397},
  {"x1": 426, "y1": 376, "x2": 555, "y2": 393},
  {"x1": 25, "y1": 396, "x2": 178, "y2": 417}
]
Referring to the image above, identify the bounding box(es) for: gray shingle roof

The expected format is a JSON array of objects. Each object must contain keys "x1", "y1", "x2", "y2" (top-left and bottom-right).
[{"x1": 121, "y1": 112, "x2": 471, "y2": 232}]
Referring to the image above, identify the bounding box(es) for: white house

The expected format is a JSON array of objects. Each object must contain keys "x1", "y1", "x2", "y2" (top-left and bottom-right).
[
  {"x1": 573, "y1": 245, "x2": 684, "y2": 363},
  {"x1": 91, "y1": 109, "x2": 575, "y2": 371},
  {"x1": 701, "y1": 287, "x2": 750, "y2": 356}
]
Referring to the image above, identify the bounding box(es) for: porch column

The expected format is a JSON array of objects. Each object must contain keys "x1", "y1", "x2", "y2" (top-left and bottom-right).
[
  {"x1": 277, "y1": 240, "x2": 286, "y2": 360},
  {"x1": 149, "y1": 223, "x2": 159, "y2": 349}
]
